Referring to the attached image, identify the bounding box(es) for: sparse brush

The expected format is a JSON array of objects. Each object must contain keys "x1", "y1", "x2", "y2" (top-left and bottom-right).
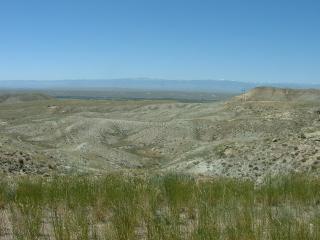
[
  {"x1": 51, "y1": 205, "x2": 72, "y2": 240},
  {"x1": 112, "y1": 202, "x2": 139, "y2": 240},
  {"x1": 9, "y1": 203, "x2": 43, "y2": 240},
  {"x1": 0, "y1": 173, "x2": 319, "y2": 239},
  {"x1": 72, "y1": 206, "x2": 92, "y2": 240},
  {"x1": 0, "y1": 180, "x2": 7, "y2": 209},
  {"x1": 162, "y1": 173, "x2": 196, "y2": 209},
  {"x1": 0, "y1": 210, "x2": 7, "y2": 237}
]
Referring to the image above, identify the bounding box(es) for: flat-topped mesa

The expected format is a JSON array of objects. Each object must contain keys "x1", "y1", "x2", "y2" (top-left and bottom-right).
[
  {"x1": 234, "y1": 87, "x2": 320, "y2": 102},
  {"x1": 0, "y1": 93, "x2": 53, "y2": 104}
]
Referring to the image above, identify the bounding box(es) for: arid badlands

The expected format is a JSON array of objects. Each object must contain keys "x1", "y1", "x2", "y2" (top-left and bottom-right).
[{"x1": 0, "y1": 87, "x2": 320, "y2": 182}]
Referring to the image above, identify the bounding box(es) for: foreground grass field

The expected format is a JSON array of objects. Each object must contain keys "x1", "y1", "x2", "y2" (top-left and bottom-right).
[{"x1": 0, "y1": 174, "x2": 320, "y2": 239}]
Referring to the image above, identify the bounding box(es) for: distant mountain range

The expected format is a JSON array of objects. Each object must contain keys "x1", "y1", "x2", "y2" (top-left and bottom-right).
[{"x1": 0, "y1": 79, "x2": 319, "y2": 93}]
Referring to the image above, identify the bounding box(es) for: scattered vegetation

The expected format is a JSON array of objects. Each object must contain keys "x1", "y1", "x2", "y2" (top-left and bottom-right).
[{"x1": 0, "y1": 173, "x2": 319, "y2": 239}]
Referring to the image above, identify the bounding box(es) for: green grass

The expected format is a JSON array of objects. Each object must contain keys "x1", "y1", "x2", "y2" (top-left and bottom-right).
[{"x1": 0, "y1": 173, "x2": 319, "y2": 239}]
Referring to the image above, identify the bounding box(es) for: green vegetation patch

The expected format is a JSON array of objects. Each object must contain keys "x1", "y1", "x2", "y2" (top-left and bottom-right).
[{"x1": 0, "y1": 173, "x2": 319, "y2": 239}]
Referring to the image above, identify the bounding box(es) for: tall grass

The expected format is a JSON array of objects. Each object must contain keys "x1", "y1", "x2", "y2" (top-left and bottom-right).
[{"x1": 0, "y1": 173, "x2": 319, "y2": 239}]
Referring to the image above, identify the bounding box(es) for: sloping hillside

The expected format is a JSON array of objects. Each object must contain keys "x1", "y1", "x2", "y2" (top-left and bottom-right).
[
  {"x1": 1, "y1": 95, "x2": 320, "y2": 181},
  {"x1": 235, "y1": 87, "x2": 320, "y2": 102},
  {"x1": 0, "y1": 93, "x2": 53, "y2": 104}
]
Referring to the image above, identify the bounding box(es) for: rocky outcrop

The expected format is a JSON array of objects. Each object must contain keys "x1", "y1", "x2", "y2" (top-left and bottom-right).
[{"x1": 0, "y1": 150, "x2": 56, "y2": 175}]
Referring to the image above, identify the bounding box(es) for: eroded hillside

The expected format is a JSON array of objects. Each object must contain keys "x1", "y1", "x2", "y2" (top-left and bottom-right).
[{"x1": 0, "y1": 88, "x2": 319, "y2": 181}]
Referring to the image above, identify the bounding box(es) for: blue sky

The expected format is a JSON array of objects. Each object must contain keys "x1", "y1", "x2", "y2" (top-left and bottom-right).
[{"x1": 0, "y1": 0, "x2": 319, "y2": 83}]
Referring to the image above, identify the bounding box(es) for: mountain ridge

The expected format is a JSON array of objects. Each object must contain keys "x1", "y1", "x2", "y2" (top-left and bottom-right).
[{"x1": 1, "y1": 79, "x2": 319, "y2": 93}]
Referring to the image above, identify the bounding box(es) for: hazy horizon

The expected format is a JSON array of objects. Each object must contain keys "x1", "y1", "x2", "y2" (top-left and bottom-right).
[
  {"x1": 1, "y1": 78, "x2": 320, "y2": 86},
  {"x1": 1, "y1": 78, "x2": 319, "y2": 95}
]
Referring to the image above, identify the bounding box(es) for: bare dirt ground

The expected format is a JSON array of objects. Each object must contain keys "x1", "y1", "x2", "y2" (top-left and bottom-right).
[{"x1": 0, "y1": 88, "x2": 319, "y2": 181}]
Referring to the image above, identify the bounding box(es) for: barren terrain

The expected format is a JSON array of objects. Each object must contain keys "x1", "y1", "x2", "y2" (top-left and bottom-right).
[{"x1": 0, "y1": 88, "x2": 319, "y2": 182}]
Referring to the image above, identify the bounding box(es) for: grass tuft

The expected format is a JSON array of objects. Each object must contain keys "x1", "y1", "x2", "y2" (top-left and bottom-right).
[{"x1": 0, "y1": 173, "x2": 319, "y2": 239}]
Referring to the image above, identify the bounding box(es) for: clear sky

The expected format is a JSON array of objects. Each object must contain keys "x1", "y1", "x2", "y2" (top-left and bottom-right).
[{"x1": 0, "y1": 0, "x2": 319, "y2": 83}]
